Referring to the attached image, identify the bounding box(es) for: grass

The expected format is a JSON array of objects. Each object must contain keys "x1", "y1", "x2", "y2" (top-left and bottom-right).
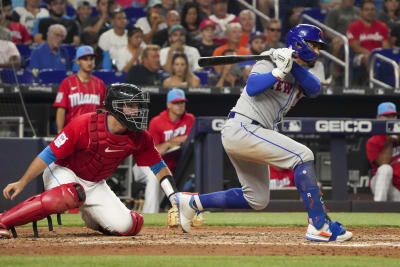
[
  {"x1": 32, "y1": 212, "x2": 400, "y2": 228},
  {"x1": 0, "y1": 256, "x2": 399, "y2": 267}
]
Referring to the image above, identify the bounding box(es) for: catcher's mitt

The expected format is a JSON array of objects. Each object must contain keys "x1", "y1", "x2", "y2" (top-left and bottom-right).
[{"x1": 167, "y1": 203, "x2": 204, "y2": 228}]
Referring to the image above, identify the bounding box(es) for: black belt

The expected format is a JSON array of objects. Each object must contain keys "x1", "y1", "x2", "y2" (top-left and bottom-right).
[{"x1": 228, "y1": 112, "x2": 260, "y2": 126}]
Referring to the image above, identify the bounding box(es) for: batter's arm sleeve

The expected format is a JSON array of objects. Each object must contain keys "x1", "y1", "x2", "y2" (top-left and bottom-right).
[
  {"x1": 290, "y1": 61, "x2": 320, "y2": 97},
  {"x1": 246, "y1": 72, "x2": 278, "y2": 96}
]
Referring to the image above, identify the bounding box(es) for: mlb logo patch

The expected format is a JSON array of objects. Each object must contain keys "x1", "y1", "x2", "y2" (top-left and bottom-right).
[
  {"x1": 386, "y1": 121, "x2": 400, "y2": 134},
  {"x1": 281, "y1": 120, "x2": 302, "y2": 132},
  {"x1": 54, "y1": 132, "x2": 69, "y2": 148}
]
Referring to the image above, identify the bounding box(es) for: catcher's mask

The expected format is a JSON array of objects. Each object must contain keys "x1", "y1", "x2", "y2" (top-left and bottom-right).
[
  {"x1": 105, "y1": 83, "x2": 150, "y2": 131},
  {"x1": 286, "y1": 24, "x2": 327, "y2": 62}
]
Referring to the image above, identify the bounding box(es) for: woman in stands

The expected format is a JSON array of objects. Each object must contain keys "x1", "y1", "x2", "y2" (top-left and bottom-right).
[
  {"x1": 115, "y1": 26, "x2": 143, "y2": 72},
  {"x1": 181, "y1": 2, "x2": 202, "y2": 42},
  {"x1": 163, "y1": 53, "x2": 200, "y2": 87}
]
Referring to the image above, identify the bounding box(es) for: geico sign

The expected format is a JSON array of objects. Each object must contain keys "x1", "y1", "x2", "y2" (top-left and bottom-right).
[
  {"x1": 211, "y1": 119, "x2": 226, "y2": 131},
  {"x1": 315, "y1": 120, "x2": 372, "y2": 133}
]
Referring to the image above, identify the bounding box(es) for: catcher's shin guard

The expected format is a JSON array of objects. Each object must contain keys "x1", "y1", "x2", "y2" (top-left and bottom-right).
[
  {"x1": 0, "y1": 183, "x2": 85, "y2": 237},
  {"x1": 117, "y1": 210, "x2": 144, "y2": 236}
]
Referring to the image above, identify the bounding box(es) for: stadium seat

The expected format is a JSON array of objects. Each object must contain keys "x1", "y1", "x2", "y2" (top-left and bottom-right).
[
  {"x1": 37, "y1": 69, "x2": 68, "y2": 85},
  {"x1": 300, "y1": 8, "x2": 328, "y2": 24},
  {"x1": 16, "y1": 44, "x2": 33, "y2": 66},
  {"x1": 91, "y1": 6, "x2": 98, "y2": 17},
  {"x1": 125, "y1": 7, "x2": 146, "y2": 20},
  {"x1": 61, "y1": 45, "x2": 77, "y2": 61},
  {"x1": 0, "y1": 69, "x2": 36, "y2": 84},
  {"x1": 92, "y1": 70, "x2": 125, "y2": 85},
  {"x1": 66, "y1": 4, "x2": 76, "y2": 17},
  {"x1": 369, "y1": 48, "x2": 400, "y2": 87},
  {"x1": 194, "y1": 71, "x2": 208, "y2": 85}
]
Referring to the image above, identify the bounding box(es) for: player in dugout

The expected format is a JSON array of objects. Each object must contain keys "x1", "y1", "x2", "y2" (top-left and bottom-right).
[
  {"x1": 0, "y1": 83, "x2": 180, "y2": 238},
  {"x1": 173, "y1": 24, "x2": 353, "y2": 242}
]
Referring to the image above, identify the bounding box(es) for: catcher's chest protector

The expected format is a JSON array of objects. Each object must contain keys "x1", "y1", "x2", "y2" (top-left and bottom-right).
[{"x1": 0, "y1": 183, "x2": 85, "y2": 229}]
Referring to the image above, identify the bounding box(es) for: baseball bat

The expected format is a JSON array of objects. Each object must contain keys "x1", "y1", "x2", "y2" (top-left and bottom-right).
[{"x1": 198, "y1": 55, "x2": 271, "y2": 67}]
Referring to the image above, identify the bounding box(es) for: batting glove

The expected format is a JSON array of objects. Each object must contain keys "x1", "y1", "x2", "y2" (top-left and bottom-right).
[{"x1": 271, "y1": 47, "x2": 295, "y2": 80}]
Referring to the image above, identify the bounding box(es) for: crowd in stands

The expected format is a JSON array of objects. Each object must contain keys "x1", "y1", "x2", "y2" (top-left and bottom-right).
[{"x1": 2, "y1": 0, "x2": 400, "y2": 87}]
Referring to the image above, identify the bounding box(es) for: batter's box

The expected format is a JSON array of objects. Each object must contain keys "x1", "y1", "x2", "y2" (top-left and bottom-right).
[
  {"x1": 386, "y1": 121, "x2": 400, "y2": 134},
  {"x1": 281, "y1": 120, "x2": 302, "y2": 132}
]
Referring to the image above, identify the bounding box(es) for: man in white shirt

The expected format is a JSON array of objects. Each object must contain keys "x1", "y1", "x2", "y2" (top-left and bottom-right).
[
  {"x1": 160, "y1": 25, "x2": 201, "y2": 73},
  {"x1": 135, "y1": 0, "x2": 167, "y2": 44},
  {"x1": 0, "y1": 39, "x2": 21, "y2": 68},
  {"x1": 98, "y1": 8, "x2": 128, "y2": 61},
  {"x1": 13, "y1": 0, "x2": 49, "y2": 34}
]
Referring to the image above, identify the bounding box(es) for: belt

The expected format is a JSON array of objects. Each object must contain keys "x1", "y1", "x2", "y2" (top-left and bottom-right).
[{"x1": 228, "y1": 112, "x2": 260, "y2": 126}]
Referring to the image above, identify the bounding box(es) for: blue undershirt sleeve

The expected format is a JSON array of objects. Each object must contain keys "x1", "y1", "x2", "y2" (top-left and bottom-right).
[
  {"x1": 290, "y1": 61, "x2": 321, "y2": 97},
  {"x1": 38, "y1": 145, "x2": 57, "y2": 165},
  {"x1": 246, "y1": 72, "x2": 278, "y2": 97},
  {"x1": 149, "y1": 160, "x2": 167, "y2": 175}
]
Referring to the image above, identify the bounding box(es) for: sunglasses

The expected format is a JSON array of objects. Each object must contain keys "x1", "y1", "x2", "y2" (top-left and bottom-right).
[{"x1": 268, "y1": 28, "x2": 281, "y2": 32}]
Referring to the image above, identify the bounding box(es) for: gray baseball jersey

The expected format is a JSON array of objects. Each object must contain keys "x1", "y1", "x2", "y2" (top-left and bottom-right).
[{"x1": 221, "y1": 59, "x2": 323, "y2": 210}]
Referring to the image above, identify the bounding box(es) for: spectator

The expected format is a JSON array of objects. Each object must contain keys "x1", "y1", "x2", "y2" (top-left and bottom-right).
[
  {"x1": 279, "y1": 0, "x2": 319, "y2": 36},
  {"x1": 82, "y1": 0, "x2": 113, "y2": 35},
  {"x1": 1, "y1": 0, "x2": 32, "y2": 44},
  {"x1": 324, "y1": 0, "x2": 360, "y2": 82},
  {"x1": 214, "y1": 49, "x2": 246, "y2": 88},
  {"x1": 0, "y1": 26, "x2": 11, "y2": 41},
  {"x1": 32, "y1": 0, "x2": 80, "y2": 45},
  {"x1": 98, "y1": 8, "x2": 128, "y2": 61},
  {"x1": 238, "y1": 9, "x2": 256, "y2": 47},
  {"x1": 125, "y1": 44, "x2": 164, "y2": 86},
  {"x1": 194, "y1": 18, "x2": 219, "y2": 57},
  {"x1": 72, "y1": 30, "x2": 112, "y2": 72},
  {"x1": 29, "y1": 24, "x2": 71, "y2": 71},
  {"x1": 12, "y1": 0, "x2": 49, "y2": 35},
  {"x1": 115, "y1": 26, "x2": 143, "y2": 72},
  {"x1": 0, "y1": 39, "x2": 21, "y2": 68},
  {"x1": 161, "y1": 0, "x2": 177, "y2": 17},
  {"x1": 160, "y1": 24, "x2": 201, "y2": 73},
  {"x1": 213, "y1": 23, "x2": 250, "y2": 57},
  {"x1": 149, "y1": 88, "x2": 195, "y2": 173},
  {"x1": 74, "y1": 0, "x2": 92, "y2": 29},
  {"x1": 152, "y1": 10, "x2": 180, "y2": 48},
  {"x1": 209, "y1": 0, "x2": 239, "y2": 45},
  {"x1": 319, "y1": 0, "x2": 342, "y2": 8},
  {"x1": 366, "y1": 102, "x2": 400, "y2": 201},
  {"x1": 378, "y1": 0, "x2": 400, "y2": 30},
  {"x1": 135, "y1": 0, "x2": 167, "y2": 44},
  {"x1": 269, "y1": 165, "x2": 295, "y2": 189},
  {"x1": 54, "y1": 45, "x2": 106, "y2": 132},
  {"x1": 264, "y1": 19, "x2": 285, "y2": 49},
  {"x1": 196, "y1": 0, "x2": 212, "y2": 22},
  {"x1": 163, "y1": 53, "x2": 200, "y2": 87},
  {"x1": 249, "y1": 31, "x2": 266, "y2": 55},
  {"x1": 346, "y1": 0, "x2": 391, "y2": 85},
  {"x1": 181, "y1": 2, "x2": 202, "y2": 41}
]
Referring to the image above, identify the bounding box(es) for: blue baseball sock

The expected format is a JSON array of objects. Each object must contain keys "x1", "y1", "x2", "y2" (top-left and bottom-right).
[
  {"x1": 197, "y1": 188, "x2": 252, "y2": 209},
  {"x1": 294, "y1": 161, "x2": 326, "y2": 229}
]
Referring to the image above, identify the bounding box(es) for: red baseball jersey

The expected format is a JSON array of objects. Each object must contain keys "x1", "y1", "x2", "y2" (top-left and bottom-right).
[
  {"x1": 269, "y1": 165, "x2": 295, "y2": 189},
  {"x1": 366, "y1": 135, "x2": 400, "y2": 190},
  {"x1": 53, "y1": 74, "x2": 106, "y2": 126},
  {"x1": 49, "y1": 112, "x2": 162, "y2": 182},
  {"x1": 149, "y1": 110, "x2": 195, "y2": 172},
  {"x1": 346, "y1": 19, "x2": 390, "y2": 51}
]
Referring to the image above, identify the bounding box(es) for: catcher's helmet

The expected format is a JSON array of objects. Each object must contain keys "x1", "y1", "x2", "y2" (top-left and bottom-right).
[
  {"x1": 104, "y1": 83, "x2": 150, "y2": 131},
  {"x1": 286, "y1": 24, "x2": 327, "y2": 62}
]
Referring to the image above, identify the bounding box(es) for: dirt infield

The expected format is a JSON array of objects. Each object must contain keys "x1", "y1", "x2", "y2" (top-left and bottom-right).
[{"x1": 1, "y1": 226, "x2": 400, "y2": 257}]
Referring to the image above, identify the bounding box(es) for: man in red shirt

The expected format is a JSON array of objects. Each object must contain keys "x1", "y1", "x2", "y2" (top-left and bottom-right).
[
  {"x1": 53, "y1": 45, "x2": 106, "y2": 133},
  {"x1": 0, "y1": 84, "x2": 180, "y2": 238},
  {"x1": 1, "y1": 0, "x2": 32, "y2": 44},
  {"x1": 366, "y1": 102, "x2": 400, "y2": 201},
  {"x1": 346, "y1": 0, "x2": 391, "y2": 83}
]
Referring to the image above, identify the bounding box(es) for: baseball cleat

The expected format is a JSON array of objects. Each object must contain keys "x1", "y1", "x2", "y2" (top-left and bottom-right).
[
  {"x1": 0, "y1": 225, "x2": 11, "y2": 239},
  {"x1": 306, "y1": 219, "x2": 352, "y2": 242},
  {"x1": 176, "y1": 192, "x2": 197, "y2": 233}
]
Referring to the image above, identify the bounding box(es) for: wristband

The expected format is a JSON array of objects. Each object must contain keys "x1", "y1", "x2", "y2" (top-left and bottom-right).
[{"x1": 160, "y1": 175, "x2": 178, "y2": 204}]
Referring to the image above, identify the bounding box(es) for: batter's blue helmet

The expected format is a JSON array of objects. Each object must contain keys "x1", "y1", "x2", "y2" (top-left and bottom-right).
[{"x1": 286, "y1": 24, "x2": 327, "y2": 62}]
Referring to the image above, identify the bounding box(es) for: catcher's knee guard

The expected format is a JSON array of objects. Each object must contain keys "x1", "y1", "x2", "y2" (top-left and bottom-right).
[
  {"x1": 117, "y1": 210, "x2": 144, "y2": 236},
  {"x1": 0, "y1": 182, "x2": 85, "y2": 231}
]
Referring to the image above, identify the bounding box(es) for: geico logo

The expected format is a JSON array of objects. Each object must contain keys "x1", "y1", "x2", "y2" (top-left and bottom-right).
[
  {"x1": 211, "y1": 119, "x2": 226, "y2": 131},
  {"x1": 316, "y1": 120, "x2": 372, "y2": 133}
]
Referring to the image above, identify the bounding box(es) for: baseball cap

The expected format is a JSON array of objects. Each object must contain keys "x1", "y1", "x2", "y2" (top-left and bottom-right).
[
  {"x1": 377, "y1": 102, "x2": 399, "y2": 116},
  {"x1": 199, "y1": 18, "x2": 217, "y2": 31},
  {"x1": 167, "y1": 88, "x2": 187, "y2": 103},
  {"x1": 76, "y1": 0, "x2": 90, "y2": 8},
  {"x1": 147, "y1": 0, "x2": 162, "y2": 8},
  {"x1": 169, "y1": 24, "x2": 186, "y2": 35},
  {"x1": 249, "y1": 31, "x2": 266, "y2": 43},
  {"x1": 75, "y1": 45, "x2": 95, "y2": 59}
]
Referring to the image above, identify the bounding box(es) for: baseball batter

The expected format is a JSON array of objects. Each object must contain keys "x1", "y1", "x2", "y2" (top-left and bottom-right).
[
  {"x1": 0, "y1": 84, "x2": 179, "y2": 238},
  {"x1": 176, "y1": 24, "x2": 353, "y2": 242}
]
